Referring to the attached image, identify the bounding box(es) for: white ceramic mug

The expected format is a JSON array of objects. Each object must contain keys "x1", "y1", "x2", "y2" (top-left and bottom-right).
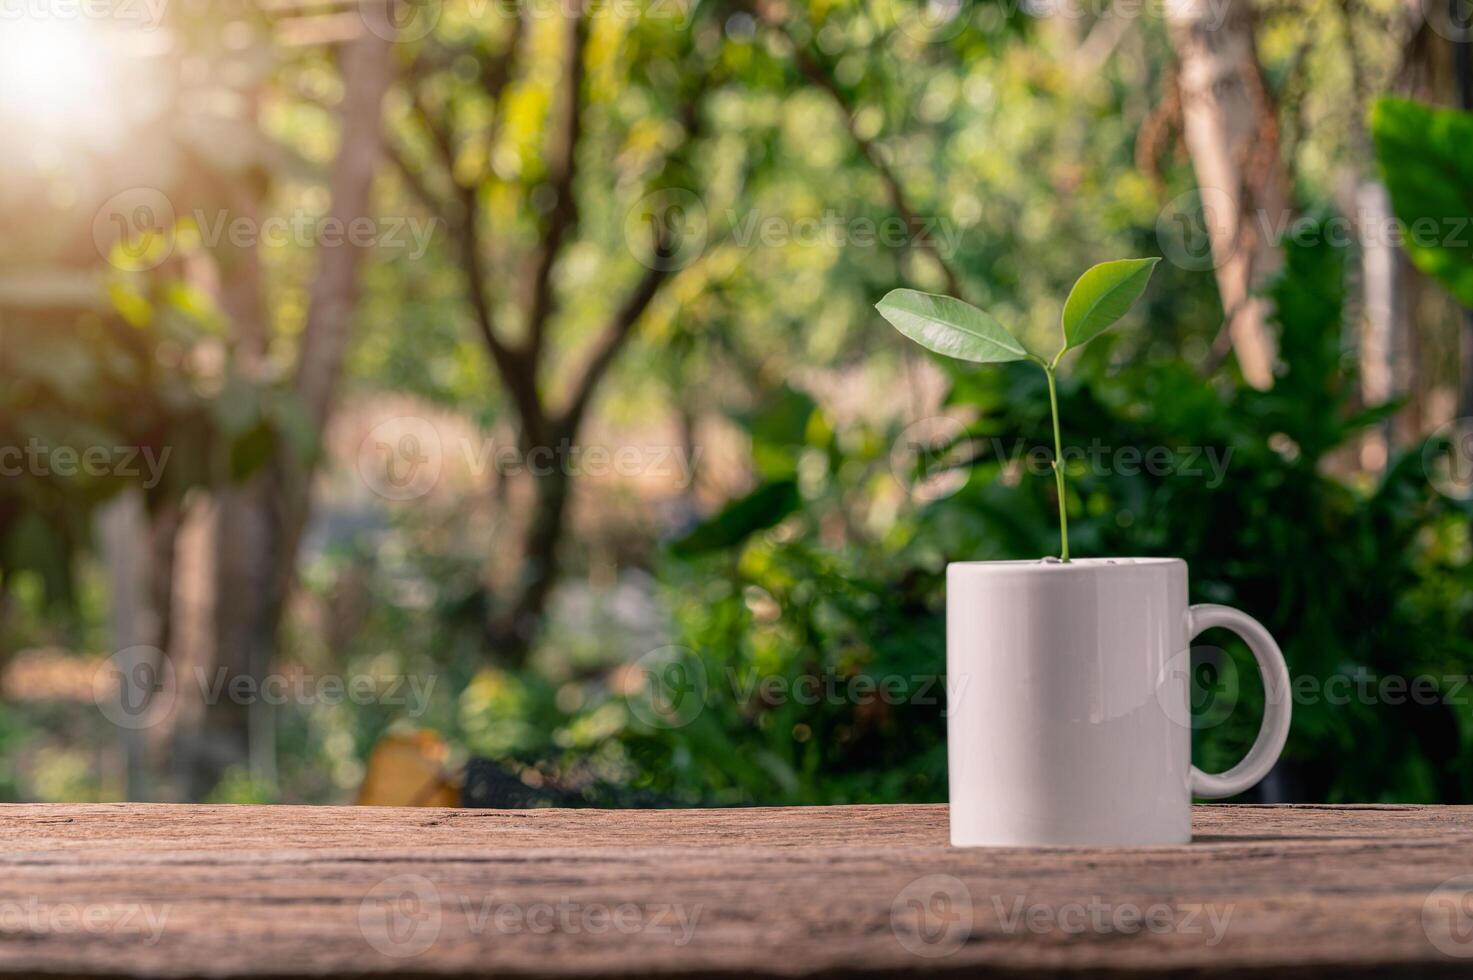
[{"x1": 947, "y1": 558, "x2": 1291, "y2": 846}]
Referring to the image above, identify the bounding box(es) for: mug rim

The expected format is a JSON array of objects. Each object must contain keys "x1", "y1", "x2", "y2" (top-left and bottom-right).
[{"x1": 948, "y1": 557, "x2": 1184, "y2": 573}]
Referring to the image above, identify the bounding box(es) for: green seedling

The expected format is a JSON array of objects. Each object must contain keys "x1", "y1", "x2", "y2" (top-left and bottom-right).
[{"x1": 876, "y1": 258, "x2": 1160, "y2": 561}]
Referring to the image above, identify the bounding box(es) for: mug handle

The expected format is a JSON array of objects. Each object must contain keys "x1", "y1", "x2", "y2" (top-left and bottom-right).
[{"x1": 1186, "y1": 603, "x2": 1293, "y2": 799}]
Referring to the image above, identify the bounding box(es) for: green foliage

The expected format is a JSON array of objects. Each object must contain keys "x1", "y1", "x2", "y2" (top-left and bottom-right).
[
  {"x1": 669, "y1": 481, "x2": 800, "y2": 558},
  {"x1": 6, "y1": 0, "x2": 1466, "y2": 810},
  {"x1": 1371, "y1": 98, "x2": 1473, "y2": 306},
  {"x1": 613, "y1": 226, "x2": 1472, "y2": 805},
  {"x1": 0, "y1": 298, "x2": 304, "y2": 605}
]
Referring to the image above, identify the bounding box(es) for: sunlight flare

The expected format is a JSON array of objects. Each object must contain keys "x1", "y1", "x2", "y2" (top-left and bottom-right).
[{"x1": 0, "y1": 18, "x2": 116, "y2": 141}]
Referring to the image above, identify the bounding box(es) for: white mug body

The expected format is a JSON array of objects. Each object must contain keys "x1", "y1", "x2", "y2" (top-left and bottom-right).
[{"x1": 947, "y1": 559, "x2": 1193, "y2": 846}]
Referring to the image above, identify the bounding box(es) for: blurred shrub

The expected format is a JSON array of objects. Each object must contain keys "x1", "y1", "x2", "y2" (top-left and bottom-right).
[{"x1": 585, "y1": 227, "x2": 1473, "y2": 805}]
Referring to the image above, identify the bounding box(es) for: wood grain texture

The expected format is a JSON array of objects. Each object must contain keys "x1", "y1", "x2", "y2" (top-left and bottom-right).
[{"x1": 1, "y1": 803, "x2": 1472, "y2": 977}]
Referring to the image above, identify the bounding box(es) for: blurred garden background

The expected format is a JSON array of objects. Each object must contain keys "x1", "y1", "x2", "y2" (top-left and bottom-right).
[{"x1": 0, "y1": 0, "x2": 1471, "y2": 807}]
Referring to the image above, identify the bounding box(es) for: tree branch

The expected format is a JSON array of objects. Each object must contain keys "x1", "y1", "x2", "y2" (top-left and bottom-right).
[
  {"x1": 555, "y1": 83, "x2": 710, "y2": 433},
  {"x1": 383, "y1": 139, "x2": 449, "y2": 218},
  {"x1": 752, "y1": 9, "x2": 965, "y2": 299},
  {"x1": 407, "y1": 53, "x2": 544, "y2": 427},
  {"x1": 457, "y1": 193, "x2": 546, "y2": 439},
  {"x1": 523, "y1": 5, "x2": 589, "y2": 365},
  {"x1": 558, "y1": 263, "x2": 669, "y2": 434},
  {"x1": 404, "y1": 54, "x2": 543, "y2": 433},
  {"x1": 482, "y1": 2, "x2": 525, "y2": 124}
]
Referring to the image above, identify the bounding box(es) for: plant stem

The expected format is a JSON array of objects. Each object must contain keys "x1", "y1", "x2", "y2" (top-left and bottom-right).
[{"x1": 1043, "y1": 364, "x2": 1069, "y2": 561}]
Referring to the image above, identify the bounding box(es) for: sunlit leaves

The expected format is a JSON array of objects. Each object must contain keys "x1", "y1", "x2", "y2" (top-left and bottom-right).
[{"x1": 1372, "y1": 98, "x2": 1473, "y2": 308}]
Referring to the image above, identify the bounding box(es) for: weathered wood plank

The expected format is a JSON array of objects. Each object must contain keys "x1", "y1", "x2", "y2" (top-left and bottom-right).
[{"x1": 0, "y1": 804, "x2": 1470, "y2": 977}]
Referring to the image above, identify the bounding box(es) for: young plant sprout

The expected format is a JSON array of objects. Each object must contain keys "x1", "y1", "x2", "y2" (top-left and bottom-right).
[{"x1": 876, "y1": 258, "x2": 1160, "y2": 562}]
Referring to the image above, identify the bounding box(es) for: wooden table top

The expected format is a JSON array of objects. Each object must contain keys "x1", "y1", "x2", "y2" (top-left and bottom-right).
[{"x1": 1, "y1": 802, "x2": 1472, "y2": 976}]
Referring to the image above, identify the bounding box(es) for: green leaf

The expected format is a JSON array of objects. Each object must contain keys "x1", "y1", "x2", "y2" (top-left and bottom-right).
[
  {"x1": 740, "y1": 385, "x2": 818, "y2": 480},
  {"x1": 874, "y1": 289, "x2": 1029, "y2": 364},
  {"x1": 1371, "y1": 97, "x2": 1473, "y2": 308},
  {"x1": 1061, "y1": 258, "x2": 1160, "y2": 350},
  {"x1": 669, "y1": 480, "x2": 800, "y2": 558},
  {"x1": 228, "y1": 421, "x2": 277, "y2": 481}
]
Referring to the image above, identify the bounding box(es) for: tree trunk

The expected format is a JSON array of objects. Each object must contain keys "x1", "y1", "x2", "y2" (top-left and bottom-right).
[
  {"x1": 1456, "y1": 16, "x2": 1473, "y2": 416},
  {"x1": 174, "y1": 166, "x2": 271, "y2": 799},
  {"x1": 487, "y1": 459, "x2": 575, "y2": 666},
  {"x1": 1355, "y1": 178, "x2": 1400, "y2": 470},
  {"x1": 1166, "y1": 0, "x2": 1288, "y2": 389},
  {"x1": 282, "y1": 25, "x2": 398, "y2": 564},
  {"x1": 95, "y1": 490, "x2": 161, "y2": 800},
  {"x1": 173, "y1": 27, "x2": 396, "y2": 800}
]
